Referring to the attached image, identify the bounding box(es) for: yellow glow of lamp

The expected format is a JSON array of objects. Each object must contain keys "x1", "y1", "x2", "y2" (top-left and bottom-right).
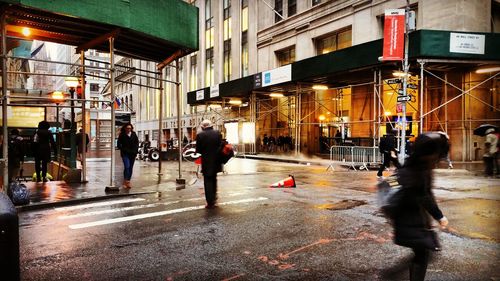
[
  {"x1": 384, "y1": 111, "x2": 392, "y2": 116},
  {"x1": 21, "y1": 27, "x2": 31, "y2": 37},
  {"x1": 51, "y1": 91, "x2": 65, "y2": 103},
  {"x1": 228, "y1": 99, "x2": 242, "y2": 105},
  {"x1": 269, "y1": 93, "x2": 283, "y2": 98},
  {"x1": 64, "y1": 77, "x2": 79, "y2": 88},
  {"x1": 312, "y1": 85, "x2": 328, "y2": 90},
  {"x1": 318, "y1": 115, "x2": 326, "y2": 121}
]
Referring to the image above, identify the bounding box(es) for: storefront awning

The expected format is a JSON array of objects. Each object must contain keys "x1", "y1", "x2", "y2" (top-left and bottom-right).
[{"x1": 188, "y1": 30, "x2": 500, "y2": 105}]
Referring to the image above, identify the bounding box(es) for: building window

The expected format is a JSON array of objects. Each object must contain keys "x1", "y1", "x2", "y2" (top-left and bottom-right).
[
  {"x1": 205, "y1": 0, "x2": 213, "y2": 28},
  {"x1": 241, "y1": 0, "x2": 248, "y2": 32},
  {"x1": 274, "y1": 0, "x2": 283, "y2": 23},
  {"x1": 315, "y1": 28, "x2": 352, "y2": 55},
  {"x1": 275, "y1": 46, "x2": 295, "y2": 66},
  {"x1": 205, "y1": 0, "x2": 214, "y2": 48},
  {"x1": 288, "y1": 0, "x2": 296, "y2": 17},
  {"x1": 224, "y1": 40, "x2": 231, "y2": 82},
  {"x1": 129, "y1": 94, "x2": 133, "y2": 111},
  {"x1": 312, "y1": 0, "x2": 321, "y2": 6},
  {"x1": 241, "y1": 31, "x2": 249, "y2": 77},
  {"x1": 190, "y1": 54, "x2": 197, "y2": 91},
  {"x1": 90, "y1": 83, "x2": 99, "y2": 92},
  {"x1": 223, "y1": 0, "x2": 232, "y2": 41},
  {"x1": 205, "y1": 47, "x2": 214, "y2": 86}
]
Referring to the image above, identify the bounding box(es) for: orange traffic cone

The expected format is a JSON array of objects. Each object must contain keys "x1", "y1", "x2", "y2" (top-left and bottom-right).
[{"x1": 269, "y1": 175, "x2": 296, "y2": 188}]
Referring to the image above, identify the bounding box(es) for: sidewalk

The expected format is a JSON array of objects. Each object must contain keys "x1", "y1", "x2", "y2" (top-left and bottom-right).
[{"x1": 13, "y1": 152, "x2": 495, "y2": 211}]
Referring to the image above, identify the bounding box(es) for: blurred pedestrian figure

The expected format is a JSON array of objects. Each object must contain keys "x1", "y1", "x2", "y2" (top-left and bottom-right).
[
  {"x1": 33, "y1": 121, "x2": 56, "y2": 182},
  {"x1": 263, "y1": 134, "x2": 269, "y2": 152},
  {"x1": 196, "y1": 119, "x2": 222, "y2": 209},
  {"x1": 393, "y1": 132, "x2": 449, "y2": 281},
  {"x1": 117, "y1": 123, "x2": 139, "y2": 188},
  {"x1": 377, "y1": 133, "x2": 401, "y2": 178},
  {"x1": 436, "y1": 132, "x2": 453, "y2": 169},
  {"x1": 8, "y1": 129, "x2": 24, "y2": 183},
  {"x1": 483, "y1": 128, "x2": 498, "y2": 177},
  {"x1": 335, "y1": 129, "x2": 342, "y2": 145},
  {"x1": 75, "y1": 128, "x2": 90, "y2": 162},
  {"x1": 183, "y1": 135, "x2": 189, "y2": 147},
  {"x1": 268, "y1": 135, "x2": 276, "y2": 153}
]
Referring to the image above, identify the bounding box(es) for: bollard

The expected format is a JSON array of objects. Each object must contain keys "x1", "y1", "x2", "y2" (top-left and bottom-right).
[{"x1": 0, "y1": 191, "x2": 20, "y2": 281}]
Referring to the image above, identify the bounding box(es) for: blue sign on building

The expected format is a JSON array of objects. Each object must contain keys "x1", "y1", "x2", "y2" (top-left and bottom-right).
[{"x1": 264, "y1": 73, "x2": 271, "y2": 84}]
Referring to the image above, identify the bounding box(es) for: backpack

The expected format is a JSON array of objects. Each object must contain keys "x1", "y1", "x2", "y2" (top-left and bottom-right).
[
  {"x1": 377, "y1": 174, "x2": 405, "y2": 220},
  {"x1": 7, "y1": 182, "x2": 30, "y2": 205},
  {"x1": 219, "y1": 140, "x2": 235, "y2": 164}
]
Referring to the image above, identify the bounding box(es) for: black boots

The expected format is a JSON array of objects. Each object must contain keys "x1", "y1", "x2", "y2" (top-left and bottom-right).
[{"x1": 409, "y1": 262, "x2": 427, "y2": 281}]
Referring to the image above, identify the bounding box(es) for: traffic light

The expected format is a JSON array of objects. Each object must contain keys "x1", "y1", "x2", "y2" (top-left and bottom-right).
[{"x1": 76, "y1": 85, "x2": 83, "y2": 99}]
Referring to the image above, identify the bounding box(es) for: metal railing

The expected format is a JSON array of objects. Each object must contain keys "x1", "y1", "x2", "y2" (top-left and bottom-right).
[{"x1": 327, "y1": 145, "x2": 381, "y2": 171}]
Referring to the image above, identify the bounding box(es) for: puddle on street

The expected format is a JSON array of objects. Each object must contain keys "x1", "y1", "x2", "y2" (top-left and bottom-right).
[
  {"x1": 441, "y1": 198, "x2": 500, "y2": 242},
  {"x1": 316, "y1": 199, "x2": 367, "y2": 210}
]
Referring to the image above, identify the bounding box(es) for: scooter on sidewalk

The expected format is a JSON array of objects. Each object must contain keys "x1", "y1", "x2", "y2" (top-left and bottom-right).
[{"x1": 137, "y1": 142, "x2": 160, "y2": 161}]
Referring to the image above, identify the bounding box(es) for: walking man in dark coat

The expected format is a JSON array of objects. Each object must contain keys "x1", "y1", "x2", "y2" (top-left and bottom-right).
[
  {"x1": 377, "y1": 133, "x2": 401, "y2": 178},
  {"x1": 196, "y1": 119, "x2": 222, "y2": 209},
  {"x1": 75, "y1": 128, "x2": 90, "y2": 162},
  {"x1": 8, "y1": 129, "x2": 24, "y2": 183},
  {"x1": 33, "y1": 121, "x2": 56, "y2": 182}
]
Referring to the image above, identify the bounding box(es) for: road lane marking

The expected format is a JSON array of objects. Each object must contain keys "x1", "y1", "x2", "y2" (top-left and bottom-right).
[
  {"x1": 55, "y1": 198, "x2": 146, "y2": 211},
  {"x1": 68, "y1": 197, "x2": 268, "y2": 230},
  {"x1": 58, "y1": 192, "x2": 250, "y2": 220}
]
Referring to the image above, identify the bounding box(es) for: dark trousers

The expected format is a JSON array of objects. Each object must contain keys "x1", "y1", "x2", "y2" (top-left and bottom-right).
[
  {"x1": 34, "y1": 157, "x2": 49, "y2": 179},
  {"x1": 410, "y1": 248, "x2": 429, "y2": 281},
  {"x1": 203, "y1": 175, "x2": 218, "y2": 206},
  {"x1": 377, "y1": 152, "x2": 401, "y2": 176},
  {"x1": 122, "y1": 154, "x2": 135, "y2": 181}
]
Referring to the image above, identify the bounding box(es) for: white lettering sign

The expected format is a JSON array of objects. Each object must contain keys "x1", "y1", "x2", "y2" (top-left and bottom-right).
[
  {"x1": 262, "y1": 64, "x2": 292, "y2": 87},
  {"x1": 210, "y1": 84, "x2": 219, "y2": 98},
  {"x1": 196, "y1": 90, "x2": 204, "y2": 101},
  {"x1": 450, "y1": 33, "x2": 485, "y2": 55}
]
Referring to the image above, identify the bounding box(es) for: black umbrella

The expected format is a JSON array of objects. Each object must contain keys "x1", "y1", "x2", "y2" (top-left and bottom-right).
[{"x1": 473, "y1": 124, "x2": 499, "y2": 136}]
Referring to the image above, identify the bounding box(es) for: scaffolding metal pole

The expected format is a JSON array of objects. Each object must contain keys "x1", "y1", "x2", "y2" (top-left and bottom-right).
[
  {"x1": 419, "y1": 61, "x2": 424, "y2": 133},
  {"x1": 158, "y1": 69, "x2": 163, "y2": 177},
  {"x1": 1, "y1": 14, "x2": 8, "y2": 190},
  {"x1": 106, "y1": 37, "x2": 118, "y2": 191},
  {"x1": 80, "y1": 50, "x2": 87, "y2": 183},
  {"x1": 175, "y1": 58, "x2": 185, "y2": 187},
  {"x1": 373, "y1": 69, "x2": 377, "y2": 146}
]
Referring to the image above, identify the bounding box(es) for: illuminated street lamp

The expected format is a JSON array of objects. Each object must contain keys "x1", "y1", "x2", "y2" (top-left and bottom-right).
[
  {"x1": 51, "y1": 91, "x2": 64, "y2": 131},
  {"x1": 65, "y1": 77, "x2": 79, "y2": 129}
]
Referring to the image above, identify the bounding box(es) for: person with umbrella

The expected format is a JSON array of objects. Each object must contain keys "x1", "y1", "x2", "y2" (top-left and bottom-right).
[{"x1": 483, "y1": 128, "x2": 498, "y2": 177}]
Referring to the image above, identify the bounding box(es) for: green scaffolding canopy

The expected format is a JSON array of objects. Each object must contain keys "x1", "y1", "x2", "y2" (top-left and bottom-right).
[{"x1": 1, "y1": 0, "x2": 199, "y2": 62}]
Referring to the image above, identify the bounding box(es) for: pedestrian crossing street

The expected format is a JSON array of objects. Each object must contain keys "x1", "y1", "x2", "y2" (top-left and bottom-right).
[{"x1": 51, "y1": 192, "x2": 268, "y2": 230}]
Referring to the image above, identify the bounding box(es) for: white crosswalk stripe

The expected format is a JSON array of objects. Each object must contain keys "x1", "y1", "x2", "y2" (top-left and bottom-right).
[
  {"x1": 55, "y1": 198, "x2": 146, "y2": 211},
  {"x1": 68, "y1": 197, "x2": 268, "y2": 230},
  {"x1": 58, "y1": 192, "x2": 249, "y2": 220}
]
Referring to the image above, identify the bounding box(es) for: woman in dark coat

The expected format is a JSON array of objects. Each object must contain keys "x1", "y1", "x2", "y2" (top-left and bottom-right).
[
  {"x1": 33, "y1": 121, "x2": 56, "y2": 182},
  {"x1": 393, "y1": 132, "x2": 450, "y2": 281},
  {"x1": 117, "y1": 123, "x2": 139, "y2": 188}
]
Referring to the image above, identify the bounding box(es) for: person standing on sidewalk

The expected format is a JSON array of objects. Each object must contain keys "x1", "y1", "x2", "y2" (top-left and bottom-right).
[
  {"x1": 377, "y1": 133, "x2": 401, "y2": 178},
  {"x1": 117, "y1": 123, "x2": 139, "y2": 188},
  {"x1": 33, "y1": 121, "x2": 56, "y2": 182},
  {"x1": 393, "y1": 132, "x2": 449, "y2": 281},
  {"x1": 8, "y1": 129, "x2": 24, "y2": 183},
  {"x1": 483, "y1": 128, "x2": 498, "y2": 177},
  {"x1": 75, "y1": 128, "x2": 89, "y2": 163},
  {"x1": 196, "y1": 119, "x2": 222, "y2": 209}
]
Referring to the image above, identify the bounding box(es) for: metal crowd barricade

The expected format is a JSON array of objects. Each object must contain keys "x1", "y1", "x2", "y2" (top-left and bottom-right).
[{"x1": 327, "y1": 146, "x2": 381, "y2": 171}]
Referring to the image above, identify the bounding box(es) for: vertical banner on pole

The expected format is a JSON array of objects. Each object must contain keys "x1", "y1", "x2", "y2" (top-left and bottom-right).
[{"x1": 382, "y1": 9, "x2": 405, "y2": 61}]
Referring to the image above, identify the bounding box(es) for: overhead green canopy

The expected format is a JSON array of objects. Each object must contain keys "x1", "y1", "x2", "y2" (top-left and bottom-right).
[{"x1": 0, "y1": 0, "x2": 199, "y2": 62}]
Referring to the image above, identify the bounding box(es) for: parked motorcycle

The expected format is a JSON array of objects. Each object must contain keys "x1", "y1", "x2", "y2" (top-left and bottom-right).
[{"x1": 137, "y1": 141, "x2": 160, "y2": 161}]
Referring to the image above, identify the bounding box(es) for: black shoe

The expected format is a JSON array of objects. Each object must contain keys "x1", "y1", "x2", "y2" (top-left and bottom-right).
[
  {"x1": 36, "y1": 177, "x2": 41, "y2": 182},
  {"x1": 42, "y1": 178, "x2": 48, "y2": 182}
]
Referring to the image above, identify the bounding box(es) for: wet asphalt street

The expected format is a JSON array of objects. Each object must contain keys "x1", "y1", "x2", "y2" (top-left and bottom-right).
[{"x1": 18, "y1": 158, "x2": 500, "y2": 280}]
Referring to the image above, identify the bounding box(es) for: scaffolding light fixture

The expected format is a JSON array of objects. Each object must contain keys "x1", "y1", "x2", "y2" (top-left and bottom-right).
[
  {"x1": 269, "y1": 93, "x2": 283, "y2": 98},
  {"x1": 21, "y1": 27, "x2": 31, "y2": 37},
  {"x1": 476, "y1": 66, "x2": 500, "y2": 74},
  {"x1": 228, "y1": 99, "x2": 242, "y2": 105},
  {"x1": 312, "y1": 85, "x2": 328, "y2": 90}
]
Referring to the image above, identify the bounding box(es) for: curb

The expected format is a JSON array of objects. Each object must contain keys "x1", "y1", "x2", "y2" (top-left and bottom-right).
[
  {"x1": 237, "y1": 155, "x2": 328, "y2": 166},
  {"x1": 16, "y1": 191, "x2": 157, "y2": 212}
]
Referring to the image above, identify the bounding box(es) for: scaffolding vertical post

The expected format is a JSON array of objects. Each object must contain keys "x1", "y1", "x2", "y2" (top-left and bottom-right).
[
  {"x1": 1, "y1": 13, "x2": 8, "y2": 190},
  {"x1": 80, "y1": 50, "x2": 87, "y2": 182},
  {"x1": 106, "y1": 37, "x2": 118, "y2": 191},
  {"x1": 175, "y1": 58, "x2": 185, "y2": 187},
  {"x1": 157, "y1": 69, "x2": 163, "y2": 177},
  {"x1": 373, "y1": 69, "x2": 377, "y2": 146},
  {"x1": 419, "y1": 60, "x2": 424, "y2": 134},
  {"x1": 250, "y1": 92, "x2": 256, "y2": 154},
  {"x1": 378, "y1": 69, "x2": 382, "y2": 142}
]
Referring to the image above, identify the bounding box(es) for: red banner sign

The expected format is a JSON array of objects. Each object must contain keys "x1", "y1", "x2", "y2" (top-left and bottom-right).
[{"x1": 383, "y1": 9, "x2": 405, "y2": 61}]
